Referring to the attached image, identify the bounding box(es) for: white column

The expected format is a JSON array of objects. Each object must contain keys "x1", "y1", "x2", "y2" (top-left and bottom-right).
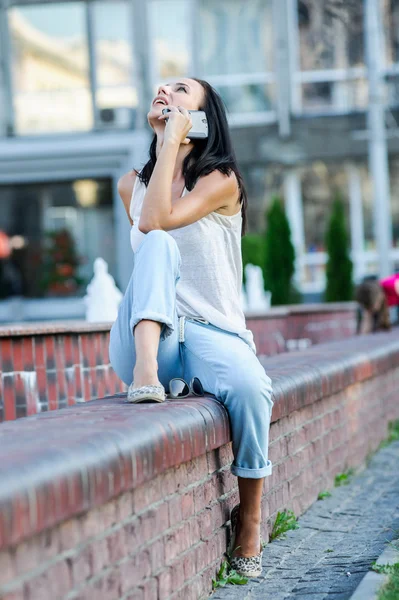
[
  {"x1": 365, "y1": 0, "x2": 393, "y2": 277},
  {"x1": 346, "y1": 163, "x2": 366, "y2": 282},
  {"x1": 284, "y1": 169, "x2": 305, "y2": 288},
  {"x1": 273, "y1": 0, "x2": 291, "y2": 138}
]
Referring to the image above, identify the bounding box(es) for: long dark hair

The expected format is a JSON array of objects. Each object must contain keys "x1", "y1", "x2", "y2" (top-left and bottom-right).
[{"x1": 135, "y1": 77, "x2": 248, "y2": 237}]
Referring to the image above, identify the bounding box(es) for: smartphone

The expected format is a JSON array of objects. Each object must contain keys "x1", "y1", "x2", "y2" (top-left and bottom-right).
[{"x1": 162, "y1": 108, "x2": 208, "y2": 139}]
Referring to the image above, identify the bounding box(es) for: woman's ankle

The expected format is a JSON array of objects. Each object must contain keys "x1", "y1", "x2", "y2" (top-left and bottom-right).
[{"x1": 239, "y1": 508, "x2": 261, "y2": 525}]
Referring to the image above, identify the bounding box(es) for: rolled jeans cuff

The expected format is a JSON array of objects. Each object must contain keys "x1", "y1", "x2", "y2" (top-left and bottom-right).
[
  {"x1": 230, "y1": 460, "x2": 273, "y2": 479},
  {"x1": 130, "y1": 311, "x2": 174, "y2": 341}
]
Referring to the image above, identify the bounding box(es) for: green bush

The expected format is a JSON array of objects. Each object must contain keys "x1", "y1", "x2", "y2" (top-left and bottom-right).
[
  {"x1": 241, "y1": 233, "x2": 264, "y2": 287},
  {"x1": 263, "y1": 196, "x2": 298, "y2": 305},
  {"x1": 324, "y1": 192, "x2": 353, "y2": 302}
]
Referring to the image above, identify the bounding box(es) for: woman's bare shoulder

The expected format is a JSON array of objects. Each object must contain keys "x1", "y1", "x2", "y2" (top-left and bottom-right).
[
  {"x1": 195, "y1": 170, "x2": 240, "y2": 216},
  {"x1": 117, "y1": 170, "x2": 137, "y2": 225},
  {"x1": 117, "y1": 170, "x2": 137, "y2": 201}
]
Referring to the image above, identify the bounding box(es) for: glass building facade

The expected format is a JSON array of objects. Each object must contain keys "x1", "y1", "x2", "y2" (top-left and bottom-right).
[{"x1": 0, "y1": 0, "x2": 399, "y2": 312}]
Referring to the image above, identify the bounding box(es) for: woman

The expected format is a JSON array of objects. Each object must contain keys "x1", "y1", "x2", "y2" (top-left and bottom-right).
[{"x1": 109, "y1": 77, "x2": 274, "y2": 578}]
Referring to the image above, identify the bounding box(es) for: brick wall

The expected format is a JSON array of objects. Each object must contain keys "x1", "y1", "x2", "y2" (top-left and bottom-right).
[
  {"x1": 0, "y1": 331, "x2": 398, "y2": 600},
  {"x1": 0, "y1": 324, "x2": 125, "y2": 422},
  {"x1": 0, "y1": 303, "x2": 356, "y2": 422}
]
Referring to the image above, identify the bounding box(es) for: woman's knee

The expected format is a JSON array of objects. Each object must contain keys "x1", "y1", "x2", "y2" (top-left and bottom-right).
[
  {"x1": 137, "y1": 229, "x2": 181, "y2": 266},
  {"x1": 141, "y1": 229, "x2": 177, "y2": 250},
  {"x1": 226, "y1": 370, "x2": 274, "y2": 410}
]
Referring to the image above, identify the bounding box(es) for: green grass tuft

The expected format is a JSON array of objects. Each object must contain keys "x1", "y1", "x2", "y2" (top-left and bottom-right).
[
  {"x1": 372, "y1": 561, "x2": 399, "y2": 600},
  {"x1": 270, "y1": 509, "x2": 300, "y2": 541},
  {"x1": 334, "y1": 467, "x2": 356, "y2": 487},
  {"x1": 318, "y1": 490, "x2": 332, "y2": 500},
  {"x1": 212, "y1": 556, "x2": 249, "y2": 589},
  {"x1": 378, "y1": 420, "x2": 399, "y2": 451}
]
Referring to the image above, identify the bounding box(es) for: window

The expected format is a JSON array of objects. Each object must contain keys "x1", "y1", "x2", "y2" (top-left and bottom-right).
[
  {"x1": 8, "y1": 3, "x2": 93, "y2": 134},
  {"x1": 296, "y1": 0, "x2": 367, "y2": 113},
  {"x1": 198, "y1": 0, "x2": 275, "y2": 114},
  {"x1": 198, "y1": 0, "x2": 274, "y2": 75},
  {"x1": 358, "y1": 156, "x2": 399, "y2": 251},
  {"x1": 240, "y1": 164, "x2": 285, "y2": 233},
  {"x1": 0, "y1": 179, "x2": 115, "y2": 299},
  {"x1": 301, "y1": 161, "x2": 350, "y2": 252},
  {"x1": 148, "y1": 0, "x2": 191, "y2": 87},
  {"x1": 92, "y1": 1, "x2": 137, "y2": 126},
  {"x1": 298, "y1": 0, "x2": 364, "y2": 71},
  {"x1": 0, "y1": 30, "x2": 8, "y2": 137},
  {"x1": 382, "y1": 0, "x2": 399, "y2": 66}
]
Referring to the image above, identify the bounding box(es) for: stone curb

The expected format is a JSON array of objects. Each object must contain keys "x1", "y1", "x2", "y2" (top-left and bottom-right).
[{"x1": 348, "y1": 540, "x2": 399, "y2": 600}]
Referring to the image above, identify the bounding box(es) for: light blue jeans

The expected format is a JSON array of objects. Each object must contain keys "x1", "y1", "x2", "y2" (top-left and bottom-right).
[{"x1": 109, "y1": 229, "x2": 274, "y2": 479}]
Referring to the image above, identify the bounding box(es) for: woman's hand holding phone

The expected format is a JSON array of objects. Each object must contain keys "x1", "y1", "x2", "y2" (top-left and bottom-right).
[{"x1": 158, "y1": 106, "x2": 192, "y2": 146}]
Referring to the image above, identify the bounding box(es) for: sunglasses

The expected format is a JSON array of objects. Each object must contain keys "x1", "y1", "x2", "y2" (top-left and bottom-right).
[{"x1": 168, "y1": 377, "x2": 204, "y2": 399}]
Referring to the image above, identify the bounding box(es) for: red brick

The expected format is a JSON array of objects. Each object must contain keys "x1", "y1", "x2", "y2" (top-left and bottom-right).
[
  {"x1": 133, "y1": 478, "x2": 162, "y2": 513},
  {"x1": 88, "y1": 537, "x2": 109, "y2": 574},
  {"x1": 94, "y1": 333, "x2": 103, "y2": 366},
  {"x1": 164, "y1": 524, "x2": 184, "y2": 564},
  {"x1": 12, "y1": 339, "x2": 24, "y2": 372},
  {"x1": 182, "y1": 548, "x2": 196, "y2": 580},
  {"x1": 74, "y1": 365, "x2": 83, "y2": 400},
  {"x1": 81, "y1": 335, "x2": 96, "y2": 369},
  {"x1": 170, "y1": 557, "x2": 186, "y2": 590},
  {"x1": 102, "y1": 568, "x2": 123, "y2": 600},
  {"x1": 59, "y1": 519, "x2": 82, "y2": 552},
  {"x1": 0, "y1": 550, "x2": 16, "y2": 586},
  {"x1": 82, "y1": 369, "x2": 91, "y2": 401},
  {"x1": 167, "y1": 495, "x2": 182, "y2": 528},
  {"x1": 2, "y1": 374, "x2": 16, "y2": 421},
  {"x1": 65, "y1": 367, "x2": 76, "y2": 405},
  {"x1": 142, "y1": 578, "x2": 157, "y2": 600},
  {"x1": 0, "y1": 589, "x2": 24, "y2": 600},
  {"x1": 64, "y1": 336, "x2": 74, "y2": 368},
  {"x1": 157, "y1": 568, "x2": 172, "y2": 600},
  {"x1": 44, "y1": 336, "x2": 56, "y2": 370},
  {"x1": 115, "y1": 491, "x2": 134, "y2": 522},
  {"x1": 70, "y1": 546, "x2": 92, "y2": 585},
  {"x1": 107, "y1": 528, "x2": 127, "y2": 563},
  {"x1": 181, "y1": 490, "x2": 194, "y2": 520},
  {"x1": 124, "y1": 587, "x2": 144, "y2": 600},
  {"x1": 23, "y1": 559, "x2": 71, "y2": 600},
  {"x1": 22, "y1": 338, "x2": 34, "y2": 371},
  {"x1": 46, "y1": 371, "x2": 58, "y2": 411},
  {"x1": 148, "y1": 538, "x2": 165, "y2": 572}
]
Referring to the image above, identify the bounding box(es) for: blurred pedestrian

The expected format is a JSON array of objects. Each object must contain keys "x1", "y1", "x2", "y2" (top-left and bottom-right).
[{"x1": 355, "y1": 274, "x2": 399, "y2": 333}]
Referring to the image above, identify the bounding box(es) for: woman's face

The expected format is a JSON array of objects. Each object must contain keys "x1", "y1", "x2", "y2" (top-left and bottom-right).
[{"x1": 148, "y1": 78, "x2": 205, "y2": 128}]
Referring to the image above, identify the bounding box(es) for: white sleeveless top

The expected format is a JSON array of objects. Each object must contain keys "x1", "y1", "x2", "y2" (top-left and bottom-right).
[{"x1": 129, "y1": 175, "x2": 257, "y2": 354}]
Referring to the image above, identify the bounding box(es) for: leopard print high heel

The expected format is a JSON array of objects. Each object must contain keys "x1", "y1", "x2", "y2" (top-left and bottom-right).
[{"x1": 227, "y1": 503, "x2": 264, "y2": 578}]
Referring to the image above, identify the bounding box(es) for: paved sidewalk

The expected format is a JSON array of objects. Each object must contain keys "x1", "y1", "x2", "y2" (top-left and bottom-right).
[{"x1": 209, "y1": 440, "x2": 399, "y2": 600}]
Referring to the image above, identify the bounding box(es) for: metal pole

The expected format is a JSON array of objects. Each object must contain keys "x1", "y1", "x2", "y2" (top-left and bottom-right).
[
  {"x1": 365, "y1": 0, "x2": 393, "y2": 277},
  {"x1": 86, "y1": 2, "x2": 98, "y2": 130},
  {"x1": 0, "y1": 1, "x2": 15, "y2": 136}
]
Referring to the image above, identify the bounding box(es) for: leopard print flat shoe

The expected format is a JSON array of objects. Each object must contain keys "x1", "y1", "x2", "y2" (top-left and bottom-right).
[
  {"x1": 227, "y1": 503, "x2": 264, "y2": 578},
  {"x1": 126, "y1": 383, "x2": 166, "y2": 403}
]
